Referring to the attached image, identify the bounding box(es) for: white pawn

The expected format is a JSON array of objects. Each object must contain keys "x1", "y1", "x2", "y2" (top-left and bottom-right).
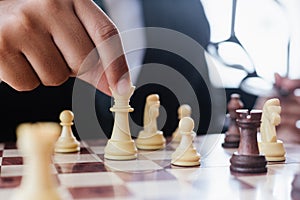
[
  {"x1": 12, "y1": 122, "x2": 61, "y2": 200},
  {"x1": 171, "y1": 117, "x2": 200, "y2": 167},
  {"x1": 172, "y1": 104, "x2": 192, "y2": 142},
  {"x1": 55, "y1": 110, "x2": 80, "y2": 153},
  {"x1": 136, "y1": 94, "x2": 166, "y2": 150}
]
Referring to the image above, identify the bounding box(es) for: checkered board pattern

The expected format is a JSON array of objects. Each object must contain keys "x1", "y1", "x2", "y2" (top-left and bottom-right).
[{"x1": 1, "y1": 134, "x2": 300, "y2": 200}]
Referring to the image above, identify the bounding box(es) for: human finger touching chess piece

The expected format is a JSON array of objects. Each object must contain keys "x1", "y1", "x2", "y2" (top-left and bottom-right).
[
  {"x1": 222, "y1": 94, "x2": 244, "y2": 148},
  {"x1": 136, "y1": 94, "x2": 166, "y2": 150},
  {"x1": 230, "y1": 109, "x2": 267, "y2": 173},
  {"x1": 11, "y1": 122, "x2": 61, "y2": 200},
  {"x1": 104, "y1": 84, "x2": 137, "y2": 160},
  {"x1": 171, "y1": 117, "x2": 200, "y2": 167},
  {"x1": 172, "y1": 104, "x2": 193, "y2": 143},
  {"x1": 258, "y1": 98, "x2": 286, "y2": 161},
  {"x1": 55, "y1": 110, "x2": 80, "y2": 153}
]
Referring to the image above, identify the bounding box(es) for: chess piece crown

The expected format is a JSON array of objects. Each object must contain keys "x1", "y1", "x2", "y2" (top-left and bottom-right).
[{"x1": 110, "y1": 86, "x2": 135, "y2": 112}]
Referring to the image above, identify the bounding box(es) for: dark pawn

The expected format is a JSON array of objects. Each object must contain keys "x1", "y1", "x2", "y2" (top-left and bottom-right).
[
  {"x1": 222, "y1": 94, "x2": 244, "y2": 148},
  {"x1": 230, "y1": 109, "x2": 267, "y2": 174}
]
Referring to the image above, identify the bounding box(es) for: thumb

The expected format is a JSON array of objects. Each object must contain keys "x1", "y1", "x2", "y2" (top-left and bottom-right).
[
  {"x1": 274, "y1": 73, "x2": 283, "y2": 87},
  {"x1": 275, "y1": 73, "x2": 300, "y2": 91}
]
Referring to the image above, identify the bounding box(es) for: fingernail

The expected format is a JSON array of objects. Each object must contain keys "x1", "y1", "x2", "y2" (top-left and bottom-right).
[{"x1": 117, "y1": 78, "x2": 131, "y2": 95}]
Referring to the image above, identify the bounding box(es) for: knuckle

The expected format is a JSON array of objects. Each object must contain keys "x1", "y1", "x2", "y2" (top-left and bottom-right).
[
  {"x1": 16, "y1": 15, "x2": 35, "y2": 34},
  {"x1": 39, "y1": 0, "x2": 64, "y2": 14},
  {"x1": 95, "y1": 23, "x2": 119, "y2": 41},
  {"x1": 5, "y1": 8, "x2": 35, "y2": 35}
]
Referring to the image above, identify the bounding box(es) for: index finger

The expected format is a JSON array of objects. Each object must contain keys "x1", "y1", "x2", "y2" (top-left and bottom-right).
[{"x1": 73, "y1": 0, "x2": 131, "y2": 95}]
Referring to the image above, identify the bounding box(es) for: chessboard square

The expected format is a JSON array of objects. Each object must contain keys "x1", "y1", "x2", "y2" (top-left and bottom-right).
[
  {"x1": 0, "y1": 150, "x2": 3, "y2": 158},
  {"x1": 237, "y1": 173, "x2": 293, "y2": 199},
  {"x1": 0, "y1": 144, "x2": 4, "y2": 150},
  {"x1": 53, "y1": 153, "x2": 101, "y2": 164},
  {"x1": 167, "y1": 167, "x2": 248, "y2": 186},
  {"x1": 153, "y1": 160, "x2": 172, "y2": 168},
  {"x1": 68, "y1": 185, "x2": 133, "y2": 199},
  {"x1": 104, "y1": 160, "x2": 163, "y2": 172},
  {"x1": 0, "y1": 188, "x2": 15, "y2": 199},
  {"x1": 3, "y1": 150, "x2": 22, "y2": 157},
  {"x1": 0, "y1": 165, "x2": 23, "y2": 177},
  {"x1": 89, "y1": 146, "x2": 105, "y2": 154},
  {"x1": 0, "y1": 158, "x2": 2, "y2": 166},
  {"x1": 115, "y1": 170, "x2": 176, "y2": 182},
  {"x1": 79, "y1": 147, "x2": 92, "y2": 154},
  {"x1": 126, "y1": 180, "x2": 198, "y2": 199},
  {"x1": 139, "y1": 150, "x2": 173, "y2": 160},
  {"x1": 4, "y1": 143, "x2": 17, "y2": 149},
  {"x1": 58, "y1": 172, "x2": 124, "y2": 187},
  {"x1": 2, "y1": 157, "x2": 23, "y2": 165},
  {"x1": 1, "y1": 164, "x2": 57, "y2": 177},
  {"x1": 268, "y1": 163, "x2": 300, "y2": 175},
  {"x1": 55, "y1": 162, "x2": 106, "y2": 174},
  {"x1": 0, "y1": 176, "x2": 21, "y2": 188}
]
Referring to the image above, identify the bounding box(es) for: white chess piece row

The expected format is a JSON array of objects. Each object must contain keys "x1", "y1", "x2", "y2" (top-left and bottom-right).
[{"x1": 103, "y1": 88, "x2": 200, "y2": 167}]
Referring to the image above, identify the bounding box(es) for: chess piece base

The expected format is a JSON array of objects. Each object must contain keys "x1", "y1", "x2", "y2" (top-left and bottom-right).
[
  {"x1": 222, "y1": 134, "x2": 240, "y2": 148},
  {"x1": 292, "y1": 174, "x2": 300, "y2": 200},
  {"x1": 230, "y1": 153, "x2": 267, "y2": 173},
  {"x1": 136, "y1": 131, "x2": 166, "y2": 150},
  {"x1": 55, "y1": 139, "x2": 80, "y2": 153},
  {"x1": 171, "y1": 160, "x2": 200, "y2": 167},
  {"x1": 104, "y1": 139, "x2": 137, "y2": 160},
  {"x1": 258, "y1": 140, "x2": 286, "y2": 162},
  {"x1": 171, "y1": 148, "x2": 201, "y2": 167}
]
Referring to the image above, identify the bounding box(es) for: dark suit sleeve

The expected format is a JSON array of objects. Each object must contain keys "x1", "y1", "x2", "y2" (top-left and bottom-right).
[{"x1": 130, "y1": 0, "x2": 223, "y2": 136}]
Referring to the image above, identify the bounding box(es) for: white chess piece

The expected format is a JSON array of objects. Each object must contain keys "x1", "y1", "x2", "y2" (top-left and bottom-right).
[
  {"x1": 104, "y1": 84, "x2": 137, "y2": 160},
  {"x1": 171, "y1": 117, "x2": 200, "y2": 167},
  {"x1": 258, "y1": 98, "x2": 286, "y2": 161},
  {"x1": 136, "y1": 94, "x2": 166, "y2": 150},
  {"x1": 172, "y1": 104, "x2": 192, "y2": 143},
  {"x1": 55, "y1": 110, "x2": 80, "y2": 153},
  {"x1": 11, "y1": 122, "x2": 61, "y2": 200}
]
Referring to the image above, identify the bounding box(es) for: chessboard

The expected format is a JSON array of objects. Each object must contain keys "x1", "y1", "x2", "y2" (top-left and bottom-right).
[{"x1": 1, "y1": 134, "x2": 300, "y2": 200}]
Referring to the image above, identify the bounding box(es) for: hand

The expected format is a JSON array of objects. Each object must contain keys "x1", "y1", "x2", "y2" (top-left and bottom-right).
[
  {"x1": 0, "y1": 0, "x2": 130, "y2": 96},
  {"x1": 256, "y1": 73, "x2": 300, "y2": 143},
  {"x1": 275, "y1": 73, "x2": 300, "y2": 143}
]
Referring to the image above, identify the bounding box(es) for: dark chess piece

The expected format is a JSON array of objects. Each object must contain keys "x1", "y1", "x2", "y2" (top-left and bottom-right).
[
  {"x1": 222, "y1": 94, "x2": 244, "y2": 148},
  {"x1": 291, "y1": 174, "x2": 300, "y2": 199},
  {"x1": 230, "y1": 109, "x2": 267, "y2": 174}
]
